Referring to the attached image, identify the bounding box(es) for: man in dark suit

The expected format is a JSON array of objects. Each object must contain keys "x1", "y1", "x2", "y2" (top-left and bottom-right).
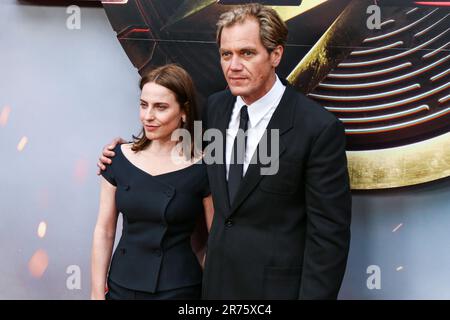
[
  {"x1": 98, "y1": 3, "x2": 351, "y2": 300},
  {"x1": 201, "y1": 3, "x2": 351, "y2": 299}
]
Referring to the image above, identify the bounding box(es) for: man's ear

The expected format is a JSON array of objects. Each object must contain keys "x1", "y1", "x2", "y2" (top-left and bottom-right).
[{"x1": 270, "y1": 45, "x2": 284, "y2": 68}]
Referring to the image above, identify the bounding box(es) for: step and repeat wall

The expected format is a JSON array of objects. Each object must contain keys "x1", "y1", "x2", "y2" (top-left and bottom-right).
[{"x1": 1, "y1": 0, "x2": 449, "y2": 299}]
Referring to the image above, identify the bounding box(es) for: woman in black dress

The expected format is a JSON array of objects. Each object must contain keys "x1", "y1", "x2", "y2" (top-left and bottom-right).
[{"x1": 90, "y1": 64, "x2": 213, "y2": 300}]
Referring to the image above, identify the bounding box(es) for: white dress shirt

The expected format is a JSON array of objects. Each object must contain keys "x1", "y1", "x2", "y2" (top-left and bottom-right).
[{"x1": 226, "y1": 75, "x2": 286, "y2": 179}]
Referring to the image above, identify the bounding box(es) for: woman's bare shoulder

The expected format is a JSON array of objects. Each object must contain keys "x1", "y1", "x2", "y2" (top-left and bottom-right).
[{"x1": 120, "y1": 143, "x2": 133, "y2": 153}]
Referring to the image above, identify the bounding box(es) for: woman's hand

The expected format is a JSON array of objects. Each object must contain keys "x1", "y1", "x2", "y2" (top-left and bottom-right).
[{"x1": 90, "y1": 290, "x2": 106, "y2": 300}]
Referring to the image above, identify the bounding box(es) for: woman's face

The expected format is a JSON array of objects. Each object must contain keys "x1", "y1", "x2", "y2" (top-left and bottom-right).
[{"x1": 139, "y1": 82, "x2": 185, "y2": 142}]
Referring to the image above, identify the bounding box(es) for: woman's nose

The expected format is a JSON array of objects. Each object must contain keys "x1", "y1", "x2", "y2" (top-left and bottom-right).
[{"x1": 145, "y1": 108, "x2": 156, "y2": 120}]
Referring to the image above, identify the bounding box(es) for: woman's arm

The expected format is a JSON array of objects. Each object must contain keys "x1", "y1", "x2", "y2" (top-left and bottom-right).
[
  {"x1": 191, "y1": 195, "x2": 214, "y2": 269},
  {"x1": 203, "y1": 195, "x2": 214, "y2": 233},
  {"x1": 90, "y1": 177, "x2": 118, "y2": 300}
]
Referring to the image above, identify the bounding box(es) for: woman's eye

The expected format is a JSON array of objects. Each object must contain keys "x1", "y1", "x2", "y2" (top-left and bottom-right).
[{"x1": 157, "y1": 105, "x2": 167, "y2": 110}]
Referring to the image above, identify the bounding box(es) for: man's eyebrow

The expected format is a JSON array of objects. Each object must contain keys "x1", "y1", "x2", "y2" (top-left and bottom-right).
[
  {"x1": 220, "y1": 47, "x2": 256, "y2": 53},
  {"x1": 140, "y1": 99, "x2": 148, "y2": 103},
  {"x1": 240, "y1": 47, "x2": 257, "y2": 52}
]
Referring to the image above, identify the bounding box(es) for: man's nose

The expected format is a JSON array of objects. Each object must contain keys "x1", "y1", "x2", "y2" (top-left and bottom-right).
[{"x1": 230, "y1": 55, "x2": 243, "y2": 71}]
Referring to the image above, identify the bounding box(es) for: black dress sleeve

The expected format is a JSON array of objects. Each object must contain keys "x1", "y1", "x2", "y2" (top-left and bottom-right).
[{"x1": 100, "y1": 145, "x2": 120, "y2": 187}]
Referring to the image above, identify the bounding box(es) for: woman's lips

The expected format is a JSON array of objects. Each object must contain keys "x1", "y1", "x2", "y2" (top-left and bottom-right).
[{"x1": 145, "y1": 125, "x2": 159, "y2": 131}]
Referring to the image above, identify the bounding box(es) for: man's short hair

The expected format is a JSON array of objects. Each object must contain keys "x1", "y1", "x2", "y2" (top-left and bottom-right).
[{"x1": 216, "y1": 3, "x2": 288, "y2": 52}]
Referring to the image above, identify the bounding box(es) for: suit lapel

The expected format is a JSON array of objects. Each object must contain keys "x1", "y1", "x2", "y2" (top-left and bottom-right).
[{"x1": 228, "y1": 85, "x2": 297, "y2": 216}]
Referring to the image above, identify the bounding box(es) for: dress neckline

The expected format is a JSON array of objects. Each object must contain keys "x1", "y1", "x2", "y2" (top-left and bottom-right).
[{"x1": 118, "y1": 144, "x2": 202, "y2": 178}]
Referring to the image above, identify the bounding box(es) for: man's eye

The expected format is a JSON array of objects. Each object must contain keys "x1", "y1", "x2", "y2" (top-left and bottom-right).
[
  {"x1": 156, "y1": 105, "x2": 167, "y2": 110},
  {"x1": 221, "y1": 52, "x2": 231, "y2": 58},
  {"x1": 243, "y1": 51, "x2": 254, "y2": 56},
  {"x1": 140, "y1": 104, "x2": 147, "y2": 108}
]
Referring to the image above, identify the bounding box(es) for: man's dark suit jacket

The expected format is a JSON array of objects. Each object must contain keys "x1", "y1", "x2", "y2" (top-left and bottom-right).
[{"x1": 201, "y1": 83, "x2": 352, "y2": 300}]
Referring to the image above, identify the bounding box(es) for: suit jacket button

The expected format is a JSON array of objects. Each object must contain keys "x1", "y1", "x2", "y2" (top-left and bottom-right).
[{"x1": 225, "y1": 219, "x2": 233, "y2": 227}]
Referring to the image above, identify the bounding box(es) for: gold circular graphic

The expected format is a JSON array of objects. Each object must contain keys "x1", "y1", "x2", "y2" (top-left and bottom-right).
[{"x1": 348, "y1": 132, "x2": 450, "y2": 189}]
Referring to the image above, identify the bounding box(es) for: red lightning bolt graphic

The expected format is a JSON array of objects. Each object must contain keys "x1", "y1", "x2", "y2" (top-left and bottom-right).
[{"x1": 414, "y1": 1, "x2": 450, "y2": 6}]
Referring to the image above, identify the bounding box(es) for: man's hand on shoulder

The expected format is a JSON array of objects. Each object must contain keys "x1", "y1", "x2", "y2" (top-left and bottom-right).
[{"x1": 96, "y1": 137, "x2": 127, "y2": 174}]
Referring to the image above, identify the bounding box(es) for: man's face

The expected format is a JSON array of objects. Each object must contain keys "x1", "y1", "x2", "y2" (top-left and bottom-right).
[{"x1": 219, "y1": 18, "x2": 283, "y2": 104}]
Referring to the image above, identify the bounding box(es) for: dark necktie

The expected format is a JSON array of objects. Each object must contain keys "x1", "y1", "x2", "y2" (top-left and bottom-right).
[{"x1": 228, "y1": 105, "x2": 249, "y2": 204}]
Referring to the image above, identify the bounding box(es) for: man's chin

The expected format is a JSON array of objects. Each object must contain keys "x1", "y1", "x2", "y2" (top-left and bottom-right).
[{"x1": 228, "y1": 86, "x2": 248, "y2": 97}]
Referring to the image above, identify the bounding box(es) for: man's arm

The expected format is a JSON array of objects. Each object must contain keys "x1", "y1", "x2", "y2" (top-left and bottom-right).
[{"x1": 299, "y1": 119, "x2": 352, "y2": 300}]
